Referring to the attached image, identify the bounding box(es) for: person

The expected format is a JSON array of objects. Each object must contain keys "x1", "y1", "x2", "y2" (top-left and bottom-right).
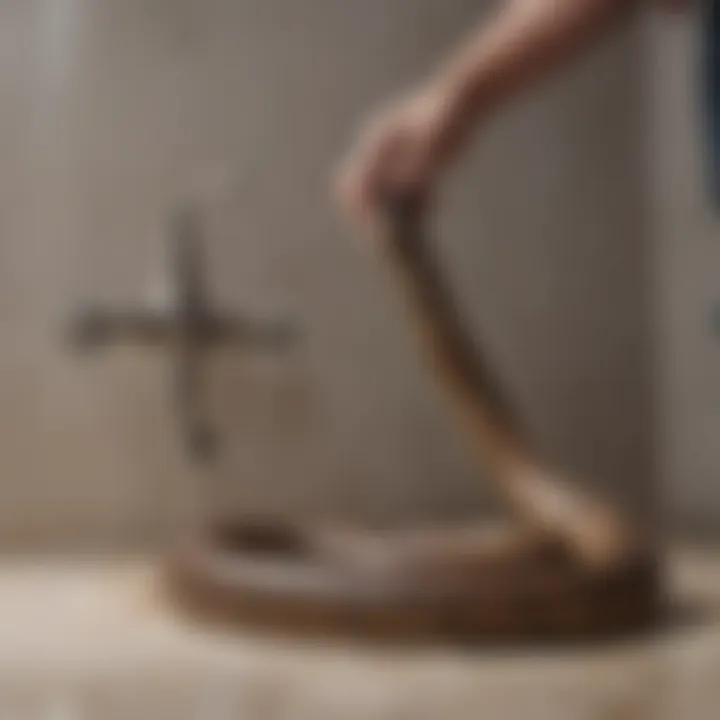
[{"x1": 335, "y1": 0, "x2": 705, "y2": 222}]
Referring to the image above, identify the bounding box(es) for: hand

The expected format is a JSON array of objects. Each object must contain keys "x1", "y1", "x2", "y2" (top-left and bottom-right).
[{"x1": 335, "y1": 84, "x2": 470, "y2": 228}]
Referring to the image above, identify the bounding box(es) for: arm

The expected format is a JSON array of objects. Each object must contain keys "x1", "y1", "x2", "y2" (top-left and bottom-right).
[
  {"x1": 336, "y1": 0, "x2": 637, "y2": 221},
  {"x1": 432, "y1": 0, "x2": 634, "y2": 127}
]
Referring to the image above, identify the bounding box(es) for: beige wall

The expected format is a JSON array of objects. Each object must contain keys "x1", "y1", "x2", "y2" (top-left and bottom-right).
[
  {"x1": 648, "y1": 9, "x2": 720, "y2": 533},
  {"x1": 0, "y1": 0, "x2": 652, "y2": 550}
]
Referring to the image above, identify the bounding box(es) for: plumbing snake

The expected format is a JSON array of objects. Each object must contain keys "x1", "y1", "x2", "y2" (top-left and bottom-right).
[{"x1": 167, "y1": 198, "x2": 659, "y2": 642}]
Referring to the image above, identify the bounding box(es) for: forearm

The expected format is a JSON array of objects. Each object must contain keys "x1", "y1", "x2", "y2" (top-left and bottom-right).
[{"x1": 431, "y1": 0, "x2": 637, "y2": 126}]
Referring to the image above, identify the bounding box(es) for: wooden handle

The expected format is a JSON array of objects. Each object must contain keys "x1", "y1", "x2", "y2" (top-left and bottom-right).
[{"x1": 375, "y1": 196, "x2": 638, "y2": 567}]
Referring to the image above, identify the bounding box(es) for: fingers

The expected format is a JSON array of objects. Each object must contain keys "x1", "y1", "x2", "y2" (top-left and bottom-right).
[
  {"x1": 335, "y1": 115, "x2": 403, "y2": 229},
  {"x1": 334, "y1": 91, "x2": 452, "y2": 237}
]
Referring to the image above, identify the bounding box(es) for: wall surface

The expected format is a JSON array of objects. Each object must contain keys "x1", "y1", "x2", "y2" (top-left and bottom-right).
[
  {"x1": 0, "y1": 0, "x2": 652, "y2": 550},
  {"x1": 648, "y1": 9, "x2": 720, "y2": 533}
]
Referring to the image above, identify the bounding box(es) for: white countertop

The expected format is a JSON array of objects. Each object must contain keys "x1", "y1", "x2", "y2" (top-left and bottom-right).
[{"x1": 0, "y1": 547, "x2": 717, "y2": 719}]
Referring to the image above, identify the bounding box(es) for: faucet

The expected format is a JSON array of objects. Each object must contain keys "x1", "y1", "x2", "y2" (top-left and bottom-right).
[{"x1": 69, "y1": 204, "x2": 299, "y2": 462}]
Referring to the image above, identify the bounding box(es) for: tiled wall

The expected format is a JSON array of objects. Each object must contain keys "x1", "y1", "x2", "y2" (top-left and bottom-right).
[{"x1": 0, "y1": 0, "x2": 652, "y2": 550}]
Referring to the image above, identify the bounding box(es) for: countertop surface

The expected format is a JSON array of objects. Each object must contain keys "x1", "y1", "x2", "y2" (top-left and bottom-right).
[{"x1": 0, "y1": 546, "x2": 717, "y2": 719}]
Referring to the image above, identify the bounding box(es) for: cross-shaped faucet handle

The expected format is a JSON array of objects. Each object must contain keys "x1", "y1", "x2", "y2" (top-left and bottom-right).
[{"x1": 70, "y1": 204, "x2": 299, "y2": 462}]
